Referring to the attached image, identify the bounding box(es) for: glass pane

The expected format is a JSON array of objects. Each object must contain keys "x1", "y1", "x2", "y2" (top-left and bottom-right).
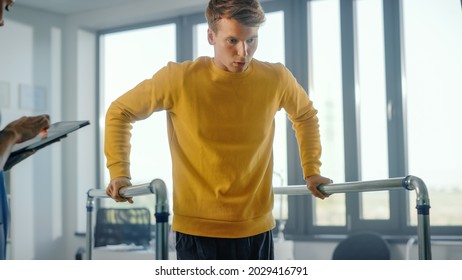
[
  {"x1": 308, "y1": 0, "x2": 346, "y2": 226},
  {"x1": 361, "y1": 191, "x2": 390, "y2": 220},
  {"x1": 100, "y1": 24, "x2": 177, "y2": 218},
  {"x1": 258, "y1": 11, "x2": 288, "y2": 222},
  {"x1": 253, "y1": 11, "x2": 285, "y2": 63},
  {"x1": 194, "y1": 12, "x2": 289, "y2": 222},
  {"x1": 355, "y1": 0, "x2": 389, "y2": 220},
  {"x1": 403, "y1": 0, "x2": 462, "y2": 225},
  {"x1": 194, "y1": 22, "x2": 211, "y2": 58}
]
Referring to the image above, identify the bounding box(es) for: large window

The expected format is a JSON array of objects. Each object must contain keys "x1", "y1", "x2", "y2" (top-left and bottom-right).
[
  {"x1": 403, "y1": 0, "x2": 462, "y2": 227},
  {"x1": 355, "y1": 0, "x2": 389, "y2": 220},
  {"x1": 308, "y1": 0, "x2": 346, "y2": 226},
  {"x1": 300, "y1": 0, "x2": 462, "y2": 237},
  {"x1": 99, "y1": 9, "x2": 289, "y2": 222}
]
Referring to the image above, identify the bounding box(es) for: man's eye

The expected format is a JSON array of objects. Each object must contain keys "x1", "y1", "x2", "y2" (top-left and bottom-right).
[
  {"x1": 228, "y1": 38, "x2": 238, "y2": 44},
  {"x1": 246, "y1": 38, "x2": 255, "y2": 44}
]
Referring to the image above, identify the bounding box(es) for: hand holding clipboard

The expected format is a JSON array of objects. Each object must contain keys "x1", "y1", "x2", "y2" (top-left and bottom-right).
[{"x1": 4, "y1": 120, "x2": 90, "y2": 171}]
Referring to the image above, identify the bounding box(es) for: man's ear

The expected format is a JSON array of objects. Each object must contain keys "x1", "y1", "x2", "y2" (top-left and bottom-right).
[{"x1": 207, "y1": 28, "x2": 215, "y2": 45}]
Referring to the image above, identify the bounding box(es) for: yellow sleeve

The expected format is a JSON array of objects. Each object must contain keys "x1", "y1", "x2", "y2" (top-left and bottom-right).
[
  {"x1": 104, "y1": 65, "x2": 175, "y2": 180},
  {"x1": 279, "y1": 66, "x2": 322, "y2": 178},
  {"x1": 104, "y1": 99, "x2": 134, "y2": 180}
]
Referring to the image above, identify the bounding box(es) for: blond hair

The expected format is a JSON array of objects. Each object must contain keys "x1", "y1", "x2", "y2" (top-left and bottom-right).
[{"x1": 205, "y1": 0, "x2": 266, "y2": 33}]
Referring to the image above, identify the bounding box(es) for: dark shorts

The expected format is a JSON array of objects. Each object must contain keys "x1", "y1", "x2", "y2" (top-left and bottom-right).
[{"x1": 175, "y1": 230, "x2": 274, "y2": 260}]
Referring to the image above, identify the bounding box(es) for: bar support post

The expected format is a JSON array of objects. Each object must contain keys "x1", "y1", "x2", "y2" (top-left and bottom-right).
[
  {"x1": 273, "y1": 175, "x2": 432, "y2": 260},
  {"x1": 85, "y1": 178, "x2": 170, "y2": 260}
]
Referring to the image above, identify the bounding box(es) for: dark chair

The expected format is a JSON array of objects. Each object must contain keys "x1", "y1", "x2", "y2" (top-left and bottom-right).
[
  {"x1": 332, "y1": 231, "x2": 391, "y2": 260},
  {"x1": 75, "y1": 207, "x2": 152, "y2": 259},
  {"x1": 94, "y1": 207, "x2": 151, "y2": 248}
]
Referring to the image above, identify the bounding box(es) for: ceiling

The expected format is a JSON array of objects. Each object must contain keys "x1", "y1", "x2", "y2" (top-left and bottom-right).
[{"x1": 16, "y1": 0, "x2": 135, "y2": 15}]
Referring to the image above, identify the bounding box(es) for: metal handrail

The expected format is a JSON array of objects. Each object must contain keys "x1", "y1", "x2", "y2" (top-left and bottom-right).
[
  {"x1": 273, "y1": 175, "x2": 432, "y2": 260},
  {"x1": 85, "y1": 179, "x2": 170, "y2": 260}
]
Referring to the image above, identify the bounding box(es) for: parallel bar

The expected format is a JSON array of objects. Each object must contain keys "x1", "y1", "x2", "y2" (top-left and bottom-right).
[
  {"x1": 87, "y1": 183, "x2": 154, "y2": 198},
  {"x1": 273, "y1": 176, "x2": 432, "y2": 260},
  {"x1": 273, "y1": 177, "x2": 406, "y2": 195},
  {"x1": 85, "y1": 179, "x2": 170, "y2": 260}
]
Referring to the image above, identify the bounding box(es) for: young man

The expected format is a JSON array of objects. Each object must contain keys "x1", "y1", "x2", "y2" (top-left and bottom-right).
[{"x1": 105, "y1": 0, "x2": 331, "y2": 260}]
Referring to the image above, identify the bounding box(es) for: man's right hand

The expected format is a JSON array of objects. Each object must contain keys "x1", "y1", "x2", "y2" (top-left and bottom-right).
[{"x1": 106, "y1": 177, "x2": 134, "y2": 203}]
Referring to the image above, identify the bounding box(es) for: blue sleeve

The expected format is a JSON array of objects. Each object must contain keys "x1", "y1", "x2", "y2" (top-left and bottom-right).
[{"x1": 0, "y1": 171, "x2": 8, "y2": 260}]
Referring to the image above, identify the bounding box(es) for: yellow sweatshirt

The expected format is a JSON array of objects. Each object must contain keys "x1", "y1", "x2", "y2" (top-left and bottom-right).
[{"x1": 105, "y1": 57, "x2": 321, "y2": 238}]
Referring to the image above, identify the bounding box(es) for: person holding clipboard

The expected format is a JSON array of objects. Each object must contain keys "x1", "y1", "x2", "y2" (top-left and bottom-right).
[
  {"x1": 0, "y1": 113, "x2": 89, "y2": 260},
  {"x1": 0, "y1": 114, "x2": 50, "y2": 260}
]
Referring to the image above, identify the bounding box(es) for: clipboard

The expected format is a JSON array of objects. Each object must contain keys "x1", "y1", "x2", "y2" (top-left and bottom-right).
[{"x1": 4, "y1": 120, "x2": 90, "y2": 171}]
